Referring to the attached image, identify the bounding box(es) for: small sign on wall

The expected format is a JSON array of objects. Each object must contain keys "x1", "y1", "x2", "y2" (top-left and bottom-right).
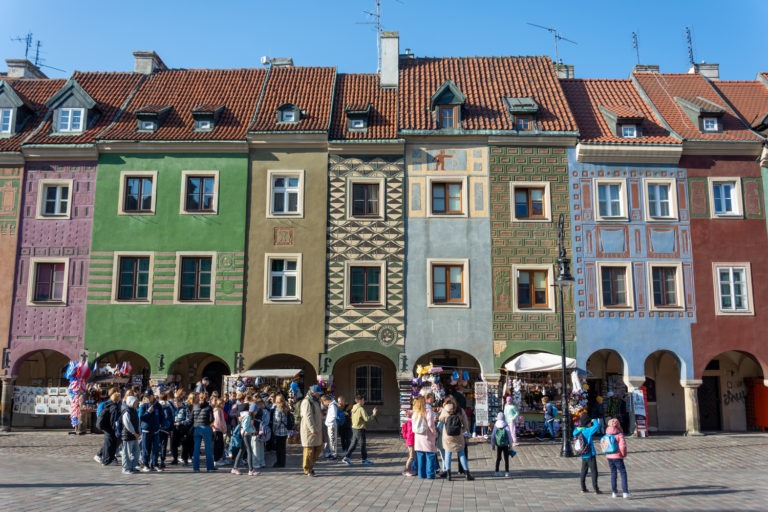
[{"x1": 274, "y1": 227, "x2": 294, "y2": 246}]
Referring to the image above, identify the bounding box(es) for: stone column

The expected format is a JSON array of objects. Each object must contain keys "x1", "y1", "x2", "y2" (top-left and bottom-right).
[
  {"x1": 0, "y1": 375, "x2": 15, "y2": 432},
  {"x1": 681, "y1": 379, "x2": 703, "y2": 436},
  {"x1": 624, "y1": 376, "x2": 646, "y2": 435}
]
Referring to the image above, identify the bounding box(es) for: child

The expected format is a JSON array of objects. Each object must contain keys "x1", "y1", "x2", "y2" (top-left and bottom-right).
[
  {"x1": 605, "y1": 418, "x2": 631, "y2": 499},
  {"x1": 341, "y1": 394, "x2": 378, "y2": 465},
  {"x1": 573, "y1": 413, "x2": 601, "y2": 494},
  {"x1": 503, "y1": 396, "x2": 520, "y2": 446},
  {"x1": 400, "y1": 411, "x2": 416, "y2": 476},
  {"x1": 121, "y1": 395, "x2": 141, "y2": 474},
  {"x1": 490, "y1": 412, "x2": 516, "y2": 477},
  {"x1": 538, "y1": 396, "x2": 557, "y2": 441}
]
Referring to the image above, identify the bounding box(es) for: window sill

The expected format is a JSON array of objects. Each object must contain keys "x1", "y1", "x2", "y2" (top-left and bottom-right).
[
  {"x1": 267, "y1": 213, "x2": 304, "y2": 219},
  {"x1": 595, "y1": 216, "x2": 628, "y2": 222},
  {"x1": 119, "y1": 211, "x2": 156, "y2": 216},
  {"x1": 345, "y1": 303, "x2": 386, "y2": 310},
  {"x1": 264, "y1": 298, "x2": 302, "y2": 305},
  {"x1": 715, "y1": 309, "x2": 754, "y2": 316},
  {"x1": 511, "y1": 217, "x2": 551, "y2": 223},
  {"x1": 28, "y1": 301, "x2": 67, "y2": 307},
  {"x1": 428, "y1": 302, "x2": 470, "y2": 309},
  {"x1": 710, "y1": 214, "x2": 744, "y2": 220},
  {"x1": 598, "y1": 306, "x2": 634, "y2": 312}
]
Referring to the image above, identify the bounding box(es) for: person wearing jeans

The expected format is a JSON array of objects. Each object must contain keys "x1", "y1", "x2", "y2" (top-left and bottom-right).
[
  {"x1": 191, "y1": 392, "x2": 215, "y2": 472},
  {"x1": 605, "y1": 418, "x2": 631, "y2": 498},
  {"x1": 321, "y1": 395, "x2": 340, "y2": 460},
  {"x1": 412, "y1": 395, "x2": 437, "y2": 479},
  {"x1": 342, "y1": 395, "x2": 378, "y2": 465}
]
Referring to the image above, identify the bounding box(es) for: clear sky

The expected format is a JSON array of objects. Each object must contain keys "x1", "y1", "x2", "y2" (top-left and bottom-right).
[{"x1": 1, "y1": 0, "x2": 765, "y2": 80}]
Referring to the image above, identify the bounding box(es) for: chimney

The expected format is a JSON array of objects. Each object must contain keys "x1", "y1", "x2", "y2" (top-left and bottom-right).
[
  {"x1": 688, "y1": 63, "x2": 719, "y2": 80},
  {"x1": 555, "y1": 63, "x2": 575, "y2": 79},
  {"x1": 380, "y1": 31, "x2": 399, "y2": 89},
  {"x1": 5, "y1": 59, "x2": 47, "y2": 78},
  {"x1": 133, "y1": 51, "x2": 167, "y2": 75},
  {"x1": 632, "y1": 64, "x2": 660, "y2": 74},
  {"x1": 270, "y1": 57, "x2": 294, "y2": 68}
]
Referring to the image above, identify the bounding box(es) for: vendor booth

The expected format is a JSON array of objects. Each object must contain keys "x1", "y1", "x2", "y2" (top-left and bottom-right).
[{"x1": 223, "y1": 369, "x2": 304, "y2": 397}]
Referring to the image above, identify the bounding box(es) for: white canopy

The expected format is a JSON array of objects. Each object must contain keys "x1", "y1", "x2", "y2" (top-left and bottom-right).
[
  {"x1": 234, "y1": 369, "x2": 302, "y2": 378},
  {"x1": 504, "y1": 352, "x2": 577, "y2": 373}
]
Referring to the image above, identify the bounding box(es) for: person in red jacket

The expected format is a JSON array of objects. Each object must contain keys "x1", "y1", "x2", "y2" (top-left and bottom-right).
[{"x1": 605, "y1": 418, "x2": 631, "y2": 499}]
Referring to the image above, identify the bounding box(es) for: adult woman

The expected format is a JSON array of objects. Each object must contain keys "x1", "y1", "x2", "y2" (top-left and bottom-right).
[
  {"x1": 412, "y1": 396, "x2": 437, "y2": 479},
  {"x1": 272, "y1": 395, "x2": 290, "y2": 467},
  {"x1": 438, "y1": 395, "x2": 473, "y2": 481},
  {"x1": 231, "y1": 407, "x2": 259, "y2": 476},
  {"x1": 212, "y1": 397, "x2": 227, "y2": 465},
  {"x1": 191, "y1": 392, "x2": 216, "y2": 472},
  {"x1": 170, "y1": 390, "x2": 188, "y2": 465}
]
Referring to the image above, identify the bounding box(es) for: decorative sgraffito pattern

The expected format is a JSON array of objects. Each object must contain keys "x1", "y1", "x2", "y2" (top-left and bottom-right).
[
  {"x1": 490, "y1": 146, "x2": 573, "y2": 345},
  {"x1": 326, "y1": 155, "x2": 405, "y2": 347},
  {"x1": 0, "y1": 167, "x2": 21, "y2": 237},
  {"x1": 743, "y1": 178, "x2": 765, "y2": 219}
]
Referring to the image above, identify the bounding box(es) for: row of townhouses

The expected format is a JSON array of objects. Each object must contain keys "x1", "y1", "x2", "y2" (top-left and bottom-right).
[{"x1": 1, "y1": 33, "x2": 767, "y2": 433}]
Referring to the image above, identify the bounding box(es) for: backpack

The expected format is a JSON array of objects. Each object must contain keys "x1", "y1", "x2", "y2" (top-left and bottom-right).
[
  {"x1": 96, "y1": 400, "x2": 109, "y2": 422},
  {"x1": 445, "y1": 413, "x2": 462, "y2": 436},
  {"x1": 494, "y1": 426, "x2": 510, "y2": 447},
  {"x1": 600, "y1": 433, "x2": 619, "y2": 455},
  {"x1": 96, "y1": 402, "x2": 111, "y2": 431},
  {"x1": 285, "y1": 411, "x2": 296, "y2": 431},
  {"x1": 412, "y1": 414, "x2": 427, "y2": 435},
  {"x1": 572, "y1": 430, "x2": 591, "y2": 455},
  {"x1": 335, "y1": 405, "x2": 345, "y2": 426},
  {"x1": 241, "y1": 414, "x2": 255, "y2": 434},
  {"x1": 229, "y1": 424, "x2": 243, "y2": 451},
  {"x1": 548, "y1": 403, "x2": 558, "y2": 419}
]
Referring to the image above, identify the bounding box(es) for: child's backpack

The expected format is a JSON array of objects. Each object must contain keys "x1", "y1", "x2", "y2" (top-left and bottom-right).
[
  {"x1": 494, "y1": 426, "x2": 510, "y2": 447},
  {"x1": 548, "y1": 403, "x2": 558, "y2": 418},
  {"x1": 572, "y1": 429, "x2": 590, "y2": 455},
  {"x1": 600, "y1": 433, "x2": 619, "y2": 454},
  {"x1": 229, "y1": 424, "x2": 243, "y2": 451},
  {"x1": 335, "y1": 405, "x2": 345, "y2": 426},
  {"x1": 241, "y1": 413, "x2": 255, "y2": 434},
  {"x1": 445, "y1": 412, "x2": 462, "y2": 436},
  {"x1": 411, "y1": 414, "x2": 427, "y2": 435}
]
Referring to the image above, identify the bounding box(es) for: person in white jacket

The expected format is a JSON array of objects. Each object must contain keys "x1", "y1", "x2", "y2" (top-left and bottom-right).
[
  {"x1": 321, "y1": 395, "x2": 340, "y2": 460},
  {"x1": 503, "y1": 396, "x2": 520, "y2": 446}
]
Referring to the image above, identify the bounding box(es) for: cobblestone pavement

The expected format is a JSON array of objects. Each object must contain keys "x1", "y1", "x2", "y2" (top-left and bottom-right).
[{"x1": 0, "y1": 430, "x2": 766, "y2": 511}]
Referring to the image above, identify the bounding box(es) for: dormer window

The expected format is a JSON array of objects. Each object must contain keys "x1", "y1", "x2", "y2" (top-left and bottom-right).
[
  {"x1": 438, "y1": 105, "x2": 458, "y2": 129},
  {"x1": 277, "y1": 103, "x2": 302, "y2": 124},
  {"x1": 515, "y1": 116, "x2": 534, "y2": 131},
  {"x1": 0, "y1": 108, "x2": 12, "y2": 134},
  {"x1": 349, "y1": 118, "x2": 366, "y2": 129},
  {"x1": 504, "y1": 97, "x2": 539, "y2": 133},
  {"x1": 195, "y1": 119, "x2": 212, "y2": 131},
  {"x1": 620, "y1": 124, "x2": 638, "y2": 138},
  {"x1": 191, "y1": 104, "x2": 224, "y2": 133},
  {"x1": 702, "y1": 117, "x2": 719, "y2": 132},
  {"x1": 281, "y1": 111, "x2": 296, "y2": 122},
  {"x1": 431, "y1": 81, "x2": 465, "y2": 131},
  {"x1": 599, "y1": 105, "x2": 645, "y2": 139},
  {"x1": 57, "y1": 108, "x2": 84, "y2": 132},
  {"x1": 135, "y1": 105, "x2": 171, "y2": 133},
  {"x1": 138, "y1": 119, "x2": 157, "y2": 132},
  {"x1": 674, "y1": 96, "x2": 725, "y2": 134}
]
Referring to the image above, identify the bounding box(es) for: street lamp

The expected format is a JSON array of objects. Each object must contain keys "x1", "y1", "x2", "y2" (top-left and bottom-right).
[{"x1": 555, "y1": 212, "x2": 575, "y2": 458}]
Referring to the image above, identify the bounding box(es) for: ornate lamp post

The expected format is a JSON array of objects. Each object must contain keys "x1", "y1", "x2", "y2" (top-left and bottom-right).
[{"x1": 555, "y1": 213, "x2": 575, "y2": 457}]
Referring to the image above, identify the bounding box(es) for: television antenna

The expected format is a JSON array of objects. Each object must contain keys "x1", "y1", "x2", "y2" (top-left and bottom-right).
[
  {"x1": 685, "y1": 27, "x2": 695, "y2": 65},
  {"x1": 632, "y1": 32, "x2": 641, "y2": 65},
  {"x1": 356, "y1": 0, "x2": 403, "y2": 73},
  {"x1": 527, "y1": 23, "x2": 577, "y2": 65},
  {"x1": 11, "y1": 32, "x2": 65, "y2": 73}
]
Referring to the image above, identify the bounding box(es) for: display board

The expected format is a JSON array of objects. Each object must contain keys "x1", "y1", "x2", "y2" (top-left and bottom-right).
[
  {"x1": 474, "y1": 381, "x2": 488, "y2": 427},
  {"x1": 13, "y1": 386, "x2": 71, "y2": 415}
]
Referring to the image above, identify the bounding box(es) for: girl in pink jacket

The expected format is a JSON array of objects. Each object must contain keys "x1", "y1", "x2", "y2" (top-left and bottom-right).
[
  {"x1": 605, "y1": 418, "x2": 631, "y2": 499},
  {"x1": 400, "y1": 412, "x2": 416, "y2": 476}
]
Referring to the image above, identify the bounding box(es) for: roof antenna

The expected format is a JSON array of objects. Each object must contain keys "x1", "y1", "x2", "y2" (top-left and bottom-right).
[
  {"x1": 685, "y1": 27, "x2": 695, "y2": 65},
  {"x1": 527, "y1": 22, "x2": 577, "y2": 66},
  {"x1": 632, "y1": 32, "x2": 641, "y2": 65},
  {"x1": 11, "y1": 31, "x2": 65, "y2": 73},
  {"x1": 357, "y1": 0, "x2": 383, "y2": 73},
  {"x1": 11, "y1": 32, "x2": 34, "y2": 59}
]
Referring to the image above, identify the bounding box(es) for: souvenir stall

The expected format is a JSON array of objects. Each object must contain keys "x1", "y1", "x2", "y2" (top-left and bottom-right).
[{"x1": 223, "y1": 369, "x2": 304, "y2": 397}]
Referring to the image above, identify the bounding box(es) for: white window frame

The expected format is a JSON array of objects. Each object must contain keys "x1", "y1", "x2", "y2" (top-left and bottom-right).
[
  {"x1": 594, "y1": 178, "x2": 628, "y2": 221},
  {"x1": 57, "y1": 107, "x2": 84, "y2": 132},
  {"x1": 264, "y1": 253, "x2": 302, "y2": 304},
  {"x1": 118, "y1": 170, "x2": 157, "y2": 215},
  {"x1": 194, "y1": 119, "x2": 213, "y2": 131},
  {"x1": 644, "y1": 178, "x2": 678, "y2": 221},
  {"x1": 708, "y1": 178, "x2": 743, "y2": 218},
  {"x1": 426, "y1": 176, "x2": 469, "y2": 218},
  {"x1": 111, "y1": 252, "x2": 154, "y2": 304},
  {"x1": 596, "y1": 261, "x2": 635, "y2": 311},
  {"x1": 713, "y1": 262, "x2": 753, "y2": 316},
  {"x1": 426, "y1": 258, "x2": 470, "y2": 308},
  {"x1": 344, "y1": 260, "x2": 387, "y2": 309},
  {"x1": 173, "y1": 252, "x2": 216, "y2": 305},
  {"x1": 647, "y1": 262, "x2": 684, "y2": 311},
  {"x1": 138, "y1": 119, "x2": 157, "y2": 131},
  {"x1": 348, "y1": 118, "x2": 367, "y2": 130},
  {"x1": 27, "y1": 257, "x2": 70, "y2": 306},
  {"x1": 512, "y1": 264, "x2": 555, "y2": 313},
  {"x1": 36, "y1": 179, "x2": 73, "y2": 219},
  {"x1": 0, "y1": 107, "x2": 14, "y2": 134},
  {"x1": 280, "y1": 110, "x2": 296, "y2": 123},
  {"x1": 620, "y1": 124, "x2": 638, "y2": 138},
  {"x1": 180, "y1": 170, "x2": 219, "y2": 215},
  {"x1": 266, "y1": 170, "x2": 304, "y2": 218},
  {"x1": 347, "y1": 177, "x2": 385, "y2": 220},
  {"x1": 702, "y1": 117, "x2": 719, "y2": 132},
  {"x1": 511, "y1": 181, "x2": 551, "y2": 222}
]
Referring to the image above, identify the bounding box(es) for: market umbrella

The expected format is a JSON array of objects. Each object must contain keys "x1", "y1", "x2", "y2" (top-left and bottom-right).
[{"x1": 503, "y1": 352, "x2": 578, "y2": 373}]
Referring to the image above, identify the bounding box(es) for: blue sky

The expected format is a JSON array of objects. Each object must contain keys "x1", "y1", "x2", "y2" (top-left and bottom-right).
[{"x1": 1, "y1": 1, "x2": 765, "y2": 80}]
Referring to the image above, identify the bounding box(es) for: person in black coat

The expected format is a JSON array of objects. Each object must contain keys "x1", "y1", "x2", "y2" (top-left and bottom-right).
[{"x1": 98, "y1": 391, "x2": 122, "y2": 466}]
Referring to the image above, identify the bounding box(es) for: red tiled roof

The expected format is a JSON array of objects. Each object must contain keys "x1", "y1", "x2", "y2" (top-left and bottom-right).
[
  {"x1": 398, "y1": 56, "x2": 576, "y2": 132},
  {"x1": 249, "y1": 66, "x2": 335, "y2": 133},
  {"x1": 711, "y1": 80, "x2": 768, "y2": 130},
  {"x1": 632, "y1": 73, "x2": 762, "y2": 142},
  {"x1": 135, "y1": 104, "x2": 171, "y2": 114},
  {"x1": 330, "y1": 74, "x2": 397, "y2": 140},
  {"x1": 560, "y1": 79, "x2": 678, "y2": 144},
  {"x1": 0, "y1": 77, "x2": 65, "y2": 152},
  {"x1": 24, "y1": 72, "x2": 143, "y2": 145},
  {"x1": 101, "y1": 68, "x2": 267, "y2": 141}
]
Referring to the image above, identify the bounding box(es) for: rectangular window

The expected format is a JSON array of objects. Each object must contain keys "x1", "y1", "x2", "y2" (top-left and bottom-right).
[
  {"x1": 711, "y1": 179, "x2": 742, "y2": 217},
  {"x1": 124, "y1": 176, "x2": 154, "y2": 213},
  {"x1": 600, "y1": 265, "x2": 635, "y2": 309},
  {"x1": 57, "y1": 108, "x2": 84, "y2": 132},
  {"x1": 179, "y1": 256, "x2": 212, "y2": 301},
  {"x1": 647, "y1": 183, "x2": 671, "y2": 218},
  {"x1": 269, "y1": 258, "x2": 298, "y2": 300},
  {"x1": 598, "y1": 183, "x2": 622, "y2": 218},
  {"x1": 355, "y1": 365, "x2": 383, "y2": 403},
  {"x1": 651, "y1": 266, "x2": 678, "y2": 307},
  {"x1": 117, "y1": 256, "x2": 150, "y2": 301},
  {"x1": 42, "y1": 184, "x2": 69, "y2": 217},
  {"x1": 33, "y1": 262, "x2": 66, "y2": 302},
  {"x1": 717, "y1": 266, "x2": 750, "y2": 313},
  {"x1": 280, "y1": 110, "x2": 296, "y2": 123},
  {"x1": 438, "y1": 105, "x2": 457, "y2": 129},
  {"x1": 349, "y1": 266, "x2": 381, "y2": 305},
  {"x1": 515, "y1": 116, "x2": 533, "y2": 131},
  {"x1": 352, "y1": 183, "x2": 380, "y2": 217},
  {"x1": 517, "y1": 269, "x2": 549, "y2": 309},
  {"x1": 702, "y1": 117, "x2": 719, "y2": 132},
  {"x1": 432, "y1": 182, "x2": 462, "y2": 215},
  {"x1": 621, "y1": 124, "x2": 638, "y2": 138},
  {"x1": 0, "y1": 108, "x2": 12, "y2": 133},
  {"x1": 432, "y1": 265, "x2": 463, "y2": 303},
  {"x1": 515, "y1": 187, "x2": 545, "y2": 219},
  {"x1": 184, "y1": 175, "x2": 215, "y2": 212},
  {"x1": 268, "y1": 171, "x2": 303, "y2": 217},
  {"x1": 138, "y1": 120, "x2": 156, "y2": 131},
  {"x1": 194, "y1": 119, "x2": 212, "y2": 131}
]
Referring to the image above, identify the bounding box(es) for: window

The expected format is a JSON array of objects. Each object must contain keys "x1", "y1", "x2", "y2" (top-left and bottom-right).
[
  {"x1": 36, "y1": 180, "x2": 73, "y2": 219},
  {"x1": 57, "y1": 108, "x2": 84, "y2": 132},
  {"x1": 181, "y1": 171, "x2": 218, "y2": 214},
  {"x1": 428, "y1": 178, "x2": 467, "y2": 216},
  {"x1": 512, "y1": 183, "x2": 550, "y2": 221},
  {"x1": 649, "y1": 263, "x2": 683, "y2": 310},
  {"x1": 595, "y1": 179, "x2": 627, "y2": 220},
  {"x1": 115, "y1": 255, "x2": 151, "y2": 302},
  {"x1": 344, "y1": 261, "x2": 386, "y2": 309},
  {"x1": 267, "y1": 170, "x2": 304, "y2": 217},
  {"x1": 515, "y1": 116, "x2": 534, "y2": 131},
  {"x1": 438, "y1": 105, "x2": 458, "y2": 129},
  {"x1": 428, "y1": 259, "x2": 469, "y2": 307},
  {"x1": 517, "y1": 269, "x2": 548, "y2": 309},
  {"x1": 280, "y1": 110, "x2": 296, "y2": 123},
  {"x1": 709, "y1": 178, "x2": 742, "y2": 217},
  {"x1": 177, "y1": 255, "x2": 213, "y2": 302},
  {"x1": 713, "y1": 263, "x2": 753, "y2": 315},
  {"x1": 596, "y1": 262, "x2": 634, "y2": 310},
  {"x1": 621, "y1": 124, "x2": 638, "y2": 138},
  {"x1": 194, "y1": 119, "x2": 212, "y2": 131},
  {"x1": 119, "y1": 172, "x2": 156, "y2": 214},
  {"x1": 264, "y1": 253, "x2": 302, "y2": 303},
  {"x1": 348, "y1": 118, "x2": 367, "y2": 130},
  {"x1": 27, "y1": 258, "x2": 69, "y2": 305},
  {"x1": 355, "y1": 365, "x2": 383, "y2": 403},
  {"x1": 138, "y1": 120, "x2": 156, "y2": 131},
  {"x1": 645, "y1": 179, "x2": 677, "y2": 220},
  {"x1": 702, "y1": 117, "x2": 719, "y2": 132},
  {"x1": 0, "y1": 108, "x2": 12, "y2": 134},
  {"x1": 348, "y1": 179, "x2": 384, "y2": 219}
]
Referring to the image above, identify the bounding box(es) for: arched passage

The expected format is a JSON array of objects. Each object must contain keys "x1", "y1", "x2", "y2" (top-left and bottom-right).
[
  {"x1": 11, "y1": 349, "x2": 71, "y2": 428},
  {"x1": 585, "y1": 349, "x2": 628, "y2": 398},
  {"x1": 168, "y1": 353, "x2": 230, "y2": 394},
  {"x1": 249, "y1": 354, "x2": 316, "y2": 397},
  {"x1": 96, "y1": 351, "x2": 151, "y2": 389},
  {"x1": 332, "y1": 351, "x2": 399, "y2": 431},
  {"x1": 644, "y1": 350, "x2": 685, "y2": 432}
]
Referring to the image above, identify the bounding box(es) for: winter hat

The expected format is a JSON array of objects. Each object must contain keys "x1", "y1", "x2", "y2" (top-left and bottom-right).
[
  {"x1": 506, "y1": 396, "x2": 513, "y2": 403},
  {"x1": 126, "y1": 396, "x2": 138, "y2": 408}
]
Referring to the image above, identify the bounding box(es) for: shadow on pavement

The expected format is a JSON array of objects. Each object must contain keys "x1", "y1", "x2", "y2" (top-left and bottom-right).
[
  {"x1": 630, "y1": 485, "x2": 748, "y2": 500},
  {"x1": 0, "y1": 482, "x2": 147, "y2": 488}
]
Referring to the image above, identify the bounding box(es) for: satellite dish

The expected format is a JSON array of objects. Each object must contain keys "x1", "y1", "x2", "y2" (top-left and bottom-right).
[{"x1": 260, "y1": 56, "x2": 270, "y2": 66}]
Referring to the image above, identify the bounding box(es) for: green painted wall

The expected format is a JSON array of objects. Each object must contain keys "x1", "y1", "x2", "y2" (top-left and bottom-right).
[{"x1": 85, "y1": 153, "x2": 247, "y2": 370}]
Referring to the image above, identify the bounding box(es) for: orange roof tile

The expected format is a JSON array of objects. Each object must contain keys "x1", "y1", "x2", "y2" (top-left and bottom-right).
[
  {"x1": 560, "y1": 79, "x2": 678, "y2": 144},
  {"x1": 249, "y1": 66, "x2": 335, "y2": 133},
  {"x1": 330, "y1": 74, "x2": 397, "y2": 141},
  {"x1": 711, "y1": 80, "x2": 768, "y2": 131},
  {"x1": 101, "y1": 68, "x2": 267, "y2": 141},
  {"x1": 0, "y1": 77, "x2": 65, "y2": 152},
  {"x1": 398, "y1": 56, "x2": 576, "y2": 132},
  {"x1": 24, "y1": 72, "x2": 143, "y2": 145},
  {"x1": 632, "y1": 73, "x2": 762, "y2": 142}
]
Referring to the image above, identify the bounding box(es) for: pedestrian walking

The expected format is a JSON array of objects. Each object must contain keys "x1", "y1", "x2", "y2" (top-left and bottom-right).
[
  {"x1": 537, "y1": 396, "x2": 557, "y2": 441},
  {"x1": 337, "y1": 396, "x2": 353, "y2": 453},
  {"x1": 490, "y1": 412, "x2": 516, "y2": 477},
  {"x1": 300, "y1": 384, "x2": 325, "y2": 476},
  {"x1": 97, "y1": 391, "x2": 121, "y2": 466},
  {"x1": 604, "y1": 418, "x2": 631, "y2": 499},
  {"x1": 574, "y1": 413, "x2": 601, "y2": 494},
  {"x1": 341, "y1": 394, "x2": 378, "y2": 465},
  {"x1": 321, "y1": 394, "x2": 340, "y2": 460}
]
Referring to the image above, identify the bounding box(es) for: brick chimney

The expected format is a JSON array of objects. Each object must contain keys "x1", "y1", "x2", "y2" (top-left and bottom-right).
[
  {"x1": 380, "y1": 31, "x2": 399, "y2": 89},
  {"x1": 5, "y1": 59, "x2": 47, "y2": 78},
  {"x1": 688, "y1": 63, "x2": 719, "y2": 81},
  {"x1": 133, "y1": 51, "x2": 167, "y2": 75}
]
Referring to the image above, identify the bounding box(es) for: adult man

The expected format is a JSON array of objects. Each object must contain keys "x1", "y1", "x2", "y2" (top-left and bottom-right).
[
  {"x1": 97, "y1": 391, "x2": 122, "y2": 466},
  {"x1": 299, "y1": 384, "x2": 324, "y2": 476},
  {"x1": 321, "y1": 394, "x2": 340, "y2": 460},
  {"x1": 194, "y1": 376, "x2": 210, "y2": 394}
]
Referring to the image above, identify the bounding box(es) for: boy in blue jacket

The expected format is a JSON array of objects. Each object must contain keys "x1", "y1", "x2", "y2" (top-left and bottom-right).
[{"x1": 573, "y1": 413, "x2": 601, "y2": 494}]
